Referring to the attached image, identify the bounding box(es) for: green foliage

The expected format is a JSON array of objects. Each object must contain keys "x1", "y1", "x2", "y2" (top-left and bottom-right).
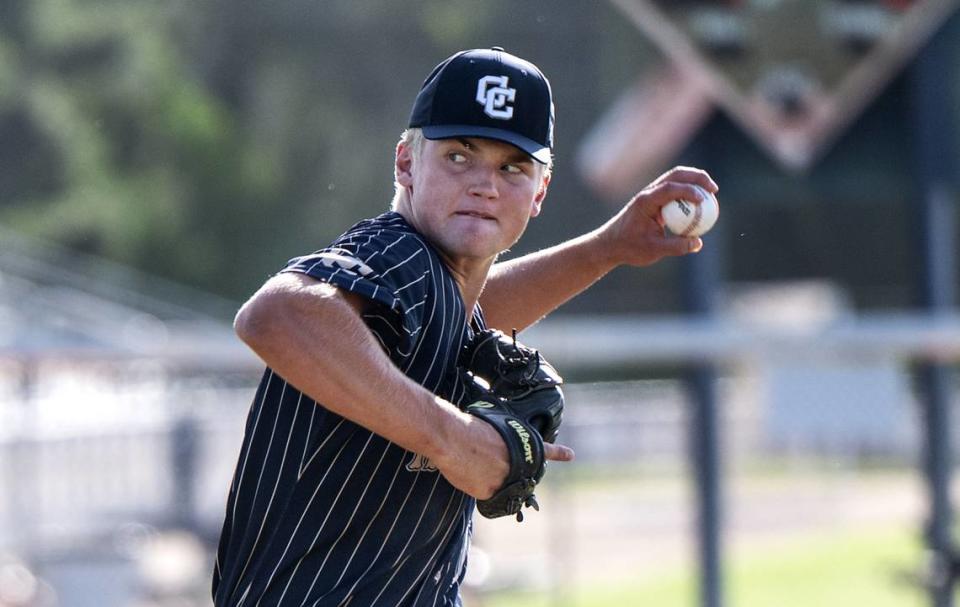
[{"x1": 0, "y1": 0, "x2": 244, "y2": 290}]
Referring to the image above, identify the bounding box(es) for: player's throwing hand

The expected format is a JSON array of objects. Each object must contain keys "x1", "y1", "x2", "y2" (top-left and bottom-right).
[{"x1": 599, "y1": 165, "x2": 720, "y2": 266}]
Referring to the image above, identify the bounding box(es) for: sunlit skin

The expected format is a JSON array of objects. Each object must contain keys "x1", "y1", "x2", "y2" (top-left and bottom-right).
[{"x1": 394, "y1": 136, "x2": 549, "y2": 308}]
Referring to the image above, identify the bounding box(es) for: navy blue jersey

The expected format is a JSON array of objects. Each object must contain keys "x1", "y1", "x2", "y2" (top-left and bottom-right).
[{"x1": 213, "y1": 212, "x2": 486, "y2": 606}]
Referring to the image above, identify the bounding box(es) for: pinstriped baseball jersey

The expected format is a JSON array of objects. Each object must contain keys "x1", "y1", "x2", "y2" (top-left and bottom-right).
[{"x1": 213, "y1": 212, "x2": 484, "y2": 607}]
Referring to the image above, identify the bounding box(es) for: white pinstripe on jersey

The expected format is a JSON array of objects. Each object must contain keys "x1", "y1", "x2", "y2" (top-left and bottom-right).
[{"x1": 213, "y1": 212, "x2": 482, "y2": 607}]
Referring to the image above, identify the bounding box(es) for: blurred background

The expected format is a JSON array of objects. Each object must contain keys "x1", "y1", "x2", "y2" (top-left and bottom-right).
[{"x1": 1, "y1": 0, "x2": 959, "y2": 605}]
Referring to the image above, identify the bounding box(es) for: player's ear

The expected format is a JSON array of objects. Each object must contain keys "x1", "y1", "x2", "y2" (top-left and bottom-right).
[
  {"x1": 396, "y1": 142, "x2": 414, "y2": 187},
  {"x1": 530, "y1": 173, "x2": 550, "y2": 217}
]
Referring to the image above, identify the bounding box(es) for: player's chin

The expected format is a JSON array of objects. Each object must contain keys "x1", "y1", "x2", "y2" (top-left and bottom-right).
[{"x1": 442, "y1": 234, "x2": 504, "y2": 262}]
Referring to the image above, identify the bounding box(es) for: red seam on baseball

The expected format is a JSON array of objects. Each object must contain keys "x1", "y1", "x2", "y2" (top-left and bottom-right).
[{"x1": 683, "y1": 201, "x2": 703, "y2": 236}]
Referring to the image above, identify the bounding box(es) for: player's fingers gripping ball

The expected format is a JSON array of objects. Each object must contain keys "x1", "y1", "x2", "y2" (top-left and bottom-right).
[
  {"x1": 661, "y1": 184, "x2": 719, "y2": 237},
  {"x1": 459, "y1": 329, "x2": 565, "y2": 521}
]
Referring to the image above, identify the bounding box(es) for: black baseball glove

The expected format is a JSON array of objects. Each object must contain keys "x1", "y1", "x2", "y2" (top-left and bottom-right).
[
  {"x1": 459, "y1": 329, "x2": 565, "y2": 521},
  {"x1": 460, "y1": 329, "x2": 564, "y2": 442}
]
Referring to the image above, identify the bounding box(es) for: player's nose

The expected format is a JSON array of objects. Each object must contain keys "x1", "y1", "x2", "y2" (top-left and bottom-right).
[{"x1": 467, "y1": 167, "x2": 499, "y2": 199}]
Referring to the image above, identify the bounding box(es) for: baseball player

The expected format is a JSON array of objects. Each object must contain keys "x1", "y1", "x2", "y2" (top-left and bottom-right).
[{"x1": 212, "y1": 47, "x2": 716, "y2": 606}]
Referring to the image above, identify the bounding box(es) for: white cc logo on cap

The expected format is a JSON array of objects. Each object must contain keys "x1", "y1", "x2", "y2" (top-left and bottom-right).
[{"x1": 476, "y1": 75, "x2": 516, "y2": 120}]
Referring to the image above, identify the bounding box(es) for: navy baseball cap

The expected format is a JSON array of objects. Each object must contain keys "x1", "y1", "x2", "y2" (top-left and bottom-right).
[{"x1": 408, "y1": 47, "x2": 554, "y2": 164}]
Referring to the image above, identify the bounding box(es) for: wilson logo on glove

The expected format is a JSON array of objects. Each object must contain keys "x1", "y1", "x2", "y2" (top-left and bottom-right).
[{"x1": 507, "y1": 420, "x2": 535, "y2": 464}]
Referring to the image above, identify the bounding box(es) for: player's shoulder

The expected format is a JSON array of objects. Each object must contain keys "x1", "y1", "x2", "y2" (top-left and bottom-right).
[
  {"x1": 343, "y1": 211, "x2": 412, "y2": 237},
  {"x1": 335, "y1": 212, "x2": 439, "y2": 267},
  {"x1": 285, "y1": 212, "x2": 441, "y2": 287},
  {"x1": 339, "y1": 212, "x2": 422, "y2": 250}
]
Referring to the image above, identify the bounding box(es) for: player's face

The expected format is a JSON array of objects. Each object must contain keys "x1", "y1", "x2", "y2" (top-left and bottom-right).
[{"x1": 396, "y1": 137, "x2": 548, "y2": 269}]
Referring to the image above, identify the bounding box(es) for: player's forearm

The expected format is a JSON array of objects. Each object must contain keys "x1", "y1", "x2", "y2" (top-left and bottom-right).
[
  {"x1": 481, "y1": 226, "x2": 618, "y2": 332},
  {"x1": 234, "y1": 274, "x2": 466, "y2": 464}
]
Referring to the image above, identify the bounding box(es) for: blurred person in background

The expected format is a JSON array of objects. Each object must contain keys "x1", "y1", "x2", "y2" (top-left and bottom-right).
[{"x1": 212, "y1": 47, "x2": 715, "y2": 606}]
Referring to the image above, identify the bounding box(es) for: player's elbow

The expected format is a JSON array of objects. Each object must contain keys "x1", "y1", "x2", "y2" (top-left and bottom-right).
[
  {"x1": 233, "y1": 276, "x2": 300, "y2": 349},
  {"x1": 233, "y1": 293, "x2": 275, "y2": 350},
  {"x1": 233, "y1": 273, "x2": 341, "y2": 352}
]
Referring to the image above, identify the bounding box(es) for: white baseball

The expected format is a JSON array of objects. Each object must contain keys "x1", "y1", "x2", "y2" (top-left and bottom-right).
[{"x1": 661, "y1": 184, "x2": 719, "y2": 237}]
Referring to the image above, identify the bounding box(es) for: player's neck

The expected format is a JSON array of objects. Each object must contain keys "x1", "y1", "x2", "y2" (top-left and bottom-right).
[{"x1": 438, "y1": 253, "x2": 492, "y2": 321}]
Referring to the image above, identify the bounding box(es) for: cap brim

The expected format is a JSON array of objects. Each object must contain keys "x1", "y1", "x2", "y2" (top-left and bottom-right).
[{"x1": 422, "y1": 125, "x2": 551, "y2": 164}]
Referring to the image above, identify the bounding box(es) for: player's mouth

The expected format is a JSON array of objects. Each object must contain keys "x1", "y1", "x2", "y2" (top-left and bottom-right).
[{"x1": 455, "y1": 210, "x2": 496, "y2": 221}]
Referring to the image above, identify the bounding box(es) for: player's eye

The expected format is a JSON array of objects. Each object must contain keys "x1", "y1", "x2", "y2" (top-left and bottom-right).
[
  {"x1": 448, "y1": 152, "x2": 467, "y2": 163},
  {"x1": 502, "y1": 163, "x2": 527, "y2": 175}
]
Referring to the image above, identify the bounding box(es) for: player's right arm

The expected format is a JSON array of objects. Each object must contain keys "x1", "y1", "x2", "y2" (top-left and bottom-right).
[
  {"x1": 480, "y1": 166, "x2": 716, "y2": 333},
  {"x1": 233, "y1": 272, "x2": 573, "y2": 498}
]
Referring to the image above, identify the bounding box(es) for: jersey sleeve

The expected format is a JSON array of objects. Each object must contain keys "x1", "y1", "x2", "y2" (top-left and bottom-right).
[{"x1": 280, "y1": 227, "x2": 430, "y2": 342}]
